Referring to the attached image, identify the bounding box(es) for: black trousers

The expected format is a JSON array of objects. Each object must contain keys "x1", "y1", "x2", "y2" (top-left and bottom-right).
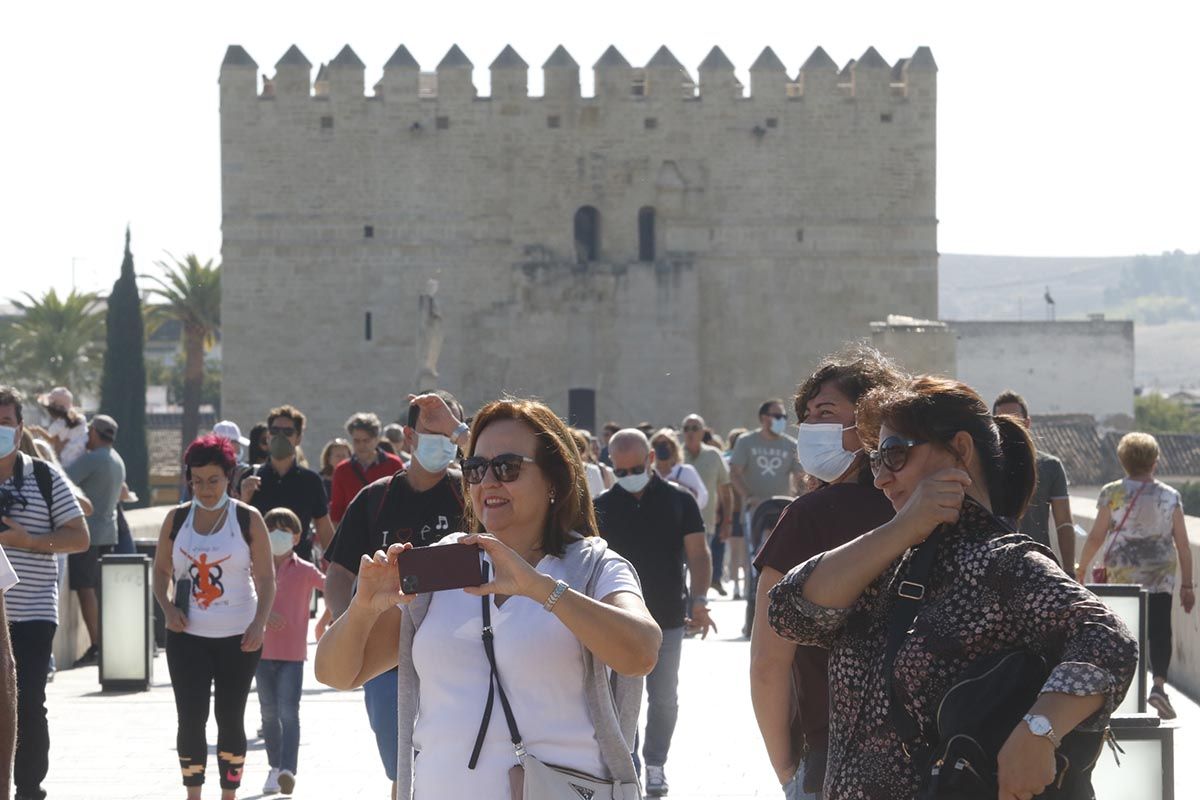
[
  {"x1": 10, "y1": 620, "x2": 57, "y2": 796},
  {"x1": 1147, "y1": 591, "x2": 1173, "y2": 679},
  {"x1": 166, "y1": 631, "x2": 261, "y2": 789}
]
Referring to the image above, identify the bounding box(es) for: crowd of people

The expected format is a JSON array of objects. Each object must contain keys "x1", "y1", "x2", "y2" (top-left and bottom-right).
[{"x1": 0, "y1": 340, "x2": 1195, "y2": 799}]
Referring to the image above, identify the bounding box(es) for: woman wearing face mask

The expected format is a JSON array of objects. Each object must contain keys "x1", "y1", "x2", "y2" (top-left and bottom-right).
[
  {"x1": 255, "y1": 507, "x2": 326, "y2": 796},
  {"x1": 152, "y1": 435, "x2": 276, "y2": 800},
  {"x1": 316, "y1": 395, "x2": 661, "y2": 800},
  {"x1": 649, "y1": 428, "x2": 709, "y2": 510},
  {"x1": 749, "y1": 345, "x2": 903, "y2": 798},
  {"x1": 767, "y1": 377, "x2": 1138, "y2": 800}
]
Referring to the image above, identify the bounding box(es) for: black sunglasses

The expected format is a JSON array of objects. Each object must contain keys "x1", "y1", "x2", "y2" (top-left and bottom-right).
[
  {"x1": 869, "y1": 436, "x2": 928, "y2": 476},
  {"x1": 460, "y1": 453, "x2": 535, "y2": 485},
  {"x1": 268, "y1": 426, "x2": 297, "y2": 437},
  {"x1": 612, "y1": 464, "x2": 647, "y2": 479}
]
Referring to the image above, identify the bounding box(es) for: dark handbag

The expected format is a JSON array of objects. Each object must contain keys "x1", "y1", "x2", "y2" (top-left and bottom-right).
[{"x1": 885, "y1": 524, "x2": 1107, "y2": 800}]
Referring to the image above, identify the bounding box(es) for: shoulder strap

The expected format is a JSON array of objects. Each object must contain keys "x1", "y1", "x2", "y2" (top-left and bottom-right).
[
  {"x1": 445, "y1": 468, "x2": 465, "y2": 510},
  {"x1": 170, "y1": 502, "x2": 193, "y2": 541},
  {"x1": 30, "y1": 459, "x2": 56, "y2": 530},
  {"x1": 1101, "y1": 481, "x2": 1149, "y2": 565},
  {"x1": 884, "y1": 526, "x2": 944, "y2": 757},
  {"x1": 235, "y1": 502, "x2": 252, "y2": 545},
  {"x1": 367, "y1": 475, "x2": 395, "y2": 546},
  {"x1": 469, "y1": 561, "x2": 525, "y2": 770}
]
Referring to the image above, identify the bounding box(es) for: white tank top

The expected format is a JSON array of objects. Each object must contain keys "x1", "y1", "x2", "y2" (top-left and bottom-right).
[{"x1": 172, "y1": 504, "x2": 257, "y2": 638}]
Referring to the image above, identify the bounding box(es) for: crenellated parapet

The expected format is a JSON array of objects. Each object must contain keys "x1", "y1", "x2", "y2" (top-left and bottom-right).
[{"x1": 219, "y1": 43, "x2": 936, "y2": 105}]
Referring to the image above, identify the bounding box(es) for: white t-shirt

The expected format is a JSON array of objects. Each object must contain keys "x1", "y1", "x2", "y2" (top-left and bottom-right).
[
  {"x1": 584, "y1": 462, "x2": 607, "y2": 498},
  {"x1": 46, "y1": 417, "x2": 89, "y2": 468},
  {"x1": 411, "y1": 547, "x2": 640, "y2": 799},
  {"x1": 664, "y1": 463, "x2": 709, "y2": 512},
  {"x1": 0, "y1": 545, "x2": 18, "y2": 594}
]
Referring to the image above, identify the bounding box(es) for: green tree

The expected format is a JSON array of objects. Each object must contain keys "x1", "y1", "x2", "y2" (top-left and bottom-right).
[
  {"x1": 4, "y1": 288, "x2": 104, "y2": 394},
  {"x1": 145, "y1": 254, "x2": 220, "y2": 454},
  {"x1": 1134, "y1": 394, "x2": 1200, "y2": 434},
  {"x1": 99, "y1": 228, "x2": 150, "y2": 507}
]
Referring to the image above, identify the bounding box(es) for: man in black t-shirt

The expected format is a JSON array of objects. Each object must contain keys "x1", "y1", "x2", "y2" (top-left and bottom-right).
[
  {"x1": 594, "y1": 429, "x2": 713, "y2": 797},
  {"x1": 322, "y1": 390, "x2": 468, "y2": 792}
]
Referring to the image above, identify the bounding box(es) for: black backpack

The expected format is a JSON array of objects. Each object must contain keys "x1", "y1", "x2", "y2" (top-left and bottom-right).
[
  {"x1": 13, "y1": 456, "x2": 58, "y2": 530},
  {"x1": 169, "y1": 501, "x2": 253, "y2": 545}
]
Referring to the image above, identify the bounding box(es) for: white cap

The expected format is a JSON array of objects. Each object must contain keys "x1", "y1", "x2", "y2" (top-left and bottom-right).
[
  {"x1": 212, "y1": 419, "x2": 250, "y2": 447},
  {"x1": 38, "y1": 386, "x2": 74, "y2": 411}
]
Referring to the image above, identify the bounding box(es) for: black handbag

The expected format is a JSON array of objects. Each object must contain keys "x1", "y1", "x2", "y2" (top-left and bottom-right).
[{"x1": 884, "y1": 524, "x2": 1108, "y2": 800}]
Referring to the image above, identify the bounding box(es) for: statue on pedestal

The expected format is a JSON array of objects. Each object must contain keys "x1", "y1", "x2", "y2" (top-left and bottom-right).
[{"x1": 415, "y1": 278, "x2": 443, "y2": 392}]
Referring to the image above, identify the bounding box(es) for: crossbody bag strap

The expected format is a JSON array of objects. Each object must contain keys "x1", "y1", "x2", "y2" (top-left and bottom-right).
[
  {"x1": 1101, "y1": 481, "x2": 1148, "y2": 567},
  {"x1": 469, "y1": 562, "x2": 526, "y2": 769},
  {"x1": 884, "y1": 526, "x2": 944, "y2": 758}
]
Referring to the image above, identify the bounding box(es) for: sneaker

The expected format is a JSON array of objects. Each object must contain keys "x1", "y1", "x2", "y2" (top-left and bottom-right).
[
  {"x1": 277, "y1": 769, "x2": 296, "y2": 795},
  {"x1": 1148, "y1": 687, "x2": 1177, "y2": 720},
  {"x1": 710, "y1": 579, "x2": 728, "y2": 597},
  {"x1": 71, "y1": 644, "x2": 99, "y2": 669},
  {"x1": 262, "y1": 767, "x2": 281, "y2": 794},
  {"x1": 646, "y1": 765, "x2": 668, "y2": 796}
]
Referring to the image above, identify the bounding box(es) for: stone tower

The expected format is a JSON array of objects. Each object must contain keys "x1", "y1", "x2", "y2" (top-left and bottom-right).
[{"x1": 219, "y1": 43, "x2": 937, "y2": 441}]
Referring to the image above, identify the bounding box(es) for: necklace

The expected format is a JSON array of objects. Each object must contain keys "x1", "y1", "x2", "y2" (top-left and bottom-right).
[{"x1": 193, "y1": 504, "x2": 229, "y2": 535}]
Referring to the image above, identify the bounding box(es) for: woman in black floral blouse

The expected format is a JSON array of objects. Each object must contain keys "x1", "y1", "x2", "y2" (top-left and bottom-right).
[{"x1": 768, "y1": 377, "x2": 1137, "y2": 800}]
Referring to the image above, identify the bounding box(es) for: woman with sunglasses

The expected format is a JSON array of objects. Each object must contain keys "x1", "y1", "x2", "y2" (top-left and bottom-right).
[
  {"x1": 767, "y1": 376, "x2": 1137, "y2": 800},
  {"x1": 316, "y1": 394, "x2": 661, "y2": 799}
]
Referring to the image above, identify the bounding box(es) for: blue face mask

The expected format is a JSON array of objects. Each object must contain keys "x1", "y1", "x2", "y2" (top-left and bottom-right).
[
  {"x1": 770, "y1": 416, "x2": 788, "y2": 436},
  {"x1": 0, "y1": 426, "x2": 16, "y2": 459},
  {"x1": 414, "y1": 433, "x2": 457, "y2": 474}
]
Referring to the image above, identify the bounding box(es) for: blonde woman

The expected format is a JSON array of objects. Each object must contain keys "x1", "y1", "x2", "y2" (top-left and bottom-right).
[
  {"x1": 1077, "y1": 432, "x2": 1195, "y2": 719},
  {"x1": 649, "y1": 428, "x2": 708, "y2": 510}
]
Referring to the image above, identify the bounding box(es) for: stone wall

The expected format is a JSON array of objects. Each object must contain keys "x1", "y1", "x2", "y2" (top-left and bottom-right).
[{"x1": 219, "y1": 43, "x2": 938, "y2": 442}]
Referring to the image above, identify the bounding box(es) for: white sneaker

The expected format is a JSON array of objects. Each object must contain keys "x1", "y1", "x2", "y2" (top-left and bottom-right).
[
  {"x1": 262, "y1": 767, "x2": 281, "y2": 794},
  {"x1": 646, "y1": 765, "x2": 668, "y2": 796},
  {"x1": 278, "y1": 769, "x2": 296, "y2": 795}
]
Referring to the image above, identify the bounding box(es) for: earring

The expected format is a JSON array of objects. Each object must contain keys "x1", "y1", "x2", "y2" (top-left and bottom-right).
[{"x1": 549, "y1": 491, "x2": 556, "y2": 505}]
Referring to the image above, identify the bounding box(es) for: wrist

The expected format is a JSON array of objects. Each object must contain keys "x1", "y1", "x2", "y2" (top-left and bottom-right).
[{"x1": 525, "y1": 572, "x2": 557, "y2": 602}]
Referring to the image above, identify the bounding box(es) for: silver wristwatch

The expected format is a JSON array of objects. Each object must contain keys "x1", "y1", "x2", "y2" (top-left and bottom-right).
[
  {"x1": 449, "y1": 421, "x2": 470, "y2": 446},
  {"x1": 1022, "y1": 714, "x2": 1061, "y2": 748}
]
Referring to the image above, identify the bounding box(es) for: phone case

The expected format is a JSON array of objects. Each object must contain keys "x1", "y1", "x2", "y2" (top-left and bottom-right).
[{"x1": 397, "y1": 543, "x2": 483, "y2": 594}]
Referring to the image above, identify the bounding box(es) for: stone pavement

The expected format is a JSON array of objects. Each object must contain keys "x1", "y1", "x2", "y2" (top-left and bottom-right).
[{"x1": 41, "y1": 595, "x2": 1196, "y2": 799}]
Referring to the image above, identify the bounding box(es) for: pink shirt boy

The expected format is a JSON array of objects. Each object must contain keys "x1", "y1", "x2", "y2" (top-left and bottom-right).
[{"x1": 263, "y1": 554, "x2": 325, "y2": 662}]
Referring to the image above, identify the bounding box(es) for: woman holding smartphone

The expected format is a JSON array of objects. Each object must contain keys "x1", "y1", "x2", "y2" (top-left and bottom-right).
[{"x1": 316, "y1": 394, "x2": 661, "y2": 799}]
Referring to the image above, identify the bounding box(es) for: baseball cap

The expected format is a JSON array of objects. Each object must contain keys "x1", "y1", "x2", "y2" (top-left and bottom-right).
[
  {"x1": 91, "y1": 415, "x2": 119, "y2": 441},
  {"x1": 38, "y1": 387, "x2": 74, "y2": 411},
  {"x1": 213, "y1": 419, "x2": 251, "y2": 447}
]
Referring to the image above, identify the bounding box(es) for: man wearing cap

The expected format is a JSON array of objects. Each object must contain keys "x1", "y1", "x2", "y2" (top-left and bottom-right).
[{"x1": 65, "y1": 414, "x2": 126, "y2": 667}]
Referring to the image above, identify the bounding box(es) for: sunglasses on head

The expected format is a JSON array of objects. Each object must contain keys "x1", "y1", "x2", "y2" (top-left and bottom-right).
[
  {"x1": 869, "y1": 436, "x2": 928, "y2": 476},
  {"x1": 460, "y1": 453, "x2": 535, "y2": 485},
  {"x1": 613, "y1": 464, "x2": 647, "y2": 478},
  {"x1": 269, "y1": 426, "x2": 296, "y2": 437}
]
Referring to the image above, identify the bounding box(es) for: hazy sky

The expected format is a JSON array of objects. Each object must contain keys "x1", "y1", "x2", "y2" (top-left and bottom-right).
[{"x1": 4, "y1": 0, "x2": 1198, "y2": 299}]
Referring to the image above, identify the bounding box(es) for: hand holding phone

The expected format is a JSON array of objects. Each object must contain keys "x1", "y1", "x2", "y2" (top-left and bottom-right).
[{"x1": 396, "y1": 543, "x2": 483, "y2": 595}]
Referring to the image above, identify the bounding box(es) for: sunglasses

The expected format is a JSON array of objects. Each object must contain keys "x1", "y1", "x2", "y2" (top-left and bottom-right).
[
  {"x1": 767, "y1": 412, "x2": 786, "y2": 420},
  {"x1": 869, "y1": 436, "x2": 928, "y2": 476},
  {"x1": 613, "y1": 464, "x2": 647, "y2": 479},
  {"x1": 682, "y1": 425, "x2": 702, "y2": 433},
  {"x1": 269, "y1": 426, "x2": 297, "y2": 437},
  {"x1": 460, "y1": 453, "x2": 535, "y2": 485}
]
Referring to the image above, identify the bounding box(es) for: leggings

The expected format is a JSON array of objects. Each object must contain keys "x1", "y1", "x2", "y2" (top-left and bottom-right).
[
  {"x1": 1147, "y1": 591, "x2": 1173, "y2": 679},
  {"x1": 166, "y1": 631, "x2": 261, "y2": 789}
]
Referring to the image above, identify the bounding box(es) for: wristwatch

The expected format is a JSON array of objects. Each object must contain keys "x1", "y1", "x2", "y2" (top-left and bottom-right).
[
  {"x1": 1023, "y1": 714, "x2": 1061, "y2": 748},
  {"x1": 449, "y1": 421, "x2": 470, "y2": 446}
]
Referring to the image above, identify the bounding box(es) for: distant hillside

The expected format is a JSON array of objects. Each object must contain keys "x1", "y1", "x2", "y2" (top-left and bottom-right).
[{"x1": 939, "y1": 252, "x2": 1200, "y2": 391}]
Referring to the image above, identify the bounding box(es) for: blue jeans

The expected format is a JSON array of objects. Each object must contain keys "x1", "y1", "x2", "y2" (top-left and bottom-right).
[
  {"x1": 710, "y1": 532, "x2": 726, "y2": 585},
  {"x1": 256, "y1": 659, "x2": 304, "y2": 773},
  {"x1": 642, "y1": 626, "x2": 685, "y2": 768},
  {"x1": 364, "y1": 668, "x2": 399, "y2": 780},
  {"x1": 783, "y1": 762, "x2": 822, "y2": 799}
]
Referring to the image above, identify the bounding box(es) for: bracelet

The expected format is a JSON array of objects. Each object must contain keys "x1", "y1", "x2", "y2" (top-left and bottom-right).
[
  {"x1": 543, "y1": 579, "x2": 569, "y2": 612},
  {"x1": 1056, "y1": 523, "x2": 1075, "y2": 531}
]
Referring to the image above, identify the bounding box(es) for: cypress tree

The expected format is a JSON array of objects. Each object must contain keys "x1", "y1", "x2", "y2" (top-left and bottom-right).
[{"x1": 99, "y1": 227, "x2": 149, "y2": 508}]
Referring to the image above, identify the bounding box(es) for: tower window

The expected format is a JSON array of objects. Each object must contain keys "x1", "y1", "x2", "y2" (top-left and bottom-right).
[
  {"x1": 364, "y1": 312, "x2": 373, "y2": 341},
  {"x1": 436, "y1": 116, "x2": 450, "y2": 130},
  {"x1": 574, "y1": 206, "x2": 600, "y2": 263},
  {"x1": 638, "y1": 207, "x2": 656, "y2": 262},
  {"x1": 547, "y1": 115, "x2": 561, "y2": 129},
  {"x1": 320, "y1": 115, "x2": 334, "y2": 129},
  {"x1": 364, "y1": 225, "x2": 374, "y2": 238}
]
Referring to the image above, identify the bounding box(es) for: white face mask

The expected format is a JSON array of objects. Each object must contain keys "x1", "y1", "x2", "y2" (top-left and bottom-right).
[
  {"x1": 617, "y1": 471, "x2": 651, "y2": 493},
  {"x1": 268, "y1": 528, "x2": 296, "y2": 556},
  {"x1": 797, "y1": 422, "x2": 861, "y2": 483},
  {"x1": 770, "y1": 416, "x2": 789, "y2": 436},
  {"x1": 414, "y1": 433, "x2": 457, "y2": 473},
  {"x1": 194, "y1": 490, "x2": 230, "y2": 512}
]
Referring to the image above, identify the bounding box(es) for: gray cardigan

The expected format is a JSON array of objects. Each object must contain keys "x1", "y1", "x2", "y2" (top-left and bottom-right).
[{"x1": 394, "y1": 532, "x2": 645, "y2": 799}]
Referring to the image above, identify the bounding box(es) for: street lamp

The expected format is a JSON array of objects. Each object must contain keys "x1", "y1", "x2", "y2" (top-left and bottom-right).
[{"x1": 99, "y1": 554, "x2": 154, "y2": 691}]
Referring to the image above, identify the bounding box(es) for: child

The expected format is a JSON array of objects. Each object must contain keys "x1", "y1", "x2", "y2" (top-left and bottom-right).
[{"x1": 257, "y1": 508, "x2": 326, "y2": 795}]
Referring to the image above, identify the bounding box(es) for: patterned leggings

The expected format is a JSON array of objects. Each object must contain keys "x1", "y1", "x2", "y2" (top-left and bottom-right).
[{"x1": 166, "y1": 631, "x2": 261, "y2": 788}]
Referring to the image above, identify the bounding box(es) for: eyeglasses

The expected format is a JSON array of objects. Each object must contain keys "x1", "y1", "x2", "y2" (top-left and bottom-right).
[
  {"x1": 612, "y1": 464, "x2": 647, "y2": 479},
  {"x1": 460, "y1": 453, "x2": 536, "y2": 485},
  {"x1": 268, "y1": 426, "x2": 297, "y2": 437},
  {"x1": 869, "y1": 436, "x2": 928, "y2": 476},
  {"x1": 767, "y1": 412, "x2": 786, "y2": 420}
]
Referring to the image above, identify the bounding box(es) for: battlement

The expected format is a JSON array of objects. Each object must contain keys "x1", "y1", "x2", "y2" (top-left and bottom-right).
[{"x1": 220, "y1": 43, "x2": 936, "y2": 104}]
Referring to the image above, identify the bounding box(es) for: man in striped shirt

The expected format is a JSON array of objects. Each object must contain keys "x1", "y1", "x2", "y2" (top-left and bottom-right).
[{"x1": 0, "y1": 386, "x2": 88, "y2": 800}]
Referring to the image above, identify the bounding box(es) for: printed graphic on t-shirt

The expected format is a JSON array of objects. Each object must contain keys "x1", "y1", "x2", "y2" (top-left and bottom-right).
[
  {"x1": 181, "y1": 549, "x2": 230, "y2": 609},
  {"x1": 751, "y1": 447, "x2": 786, "y2": 478}
]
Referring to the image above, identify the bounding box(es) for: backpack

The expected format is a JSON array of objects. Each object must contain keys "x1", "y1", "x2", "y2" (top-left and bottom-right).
[
  {"x1": 364, "y1": 469, "x2": 465, "y2": 548},
  {"x1": 169, "y1": 500, "x2": 253, "y2": 545},
  {"x1": 14, "y1": 456, "x2": 58, "y2": 530}
]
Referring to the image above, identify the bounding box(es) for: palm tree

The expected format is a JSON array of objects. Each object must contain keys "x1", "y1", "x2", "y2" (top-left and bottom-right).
[
  {"x1": 145, "y1": 254, "x2": 220, "y2": 452},
  {"x1": 5, "y1": 289, "x2": 105, "y2": 394}
]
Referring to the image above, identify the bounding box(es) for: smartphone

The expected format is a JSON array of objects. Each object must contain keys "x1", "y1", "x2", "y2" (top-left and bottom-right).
[
  {"x1": 396, "y1": 543, "x2": 484, "y2": 595},
  {"x1": 173, "y1": 577, "x2": 192, "y2": 617}
]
